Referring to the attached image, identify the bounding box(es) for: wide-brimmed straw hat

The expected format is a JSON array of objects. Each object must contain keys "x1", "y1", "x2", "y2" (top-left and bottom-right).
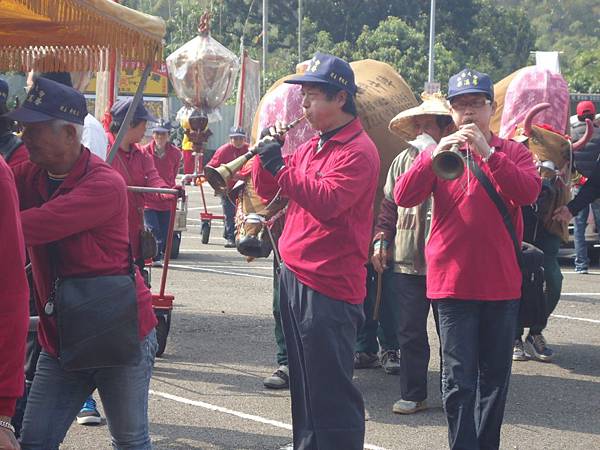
[{"x1": 389, "y1": 91, "x2": 451, "y2": 141}]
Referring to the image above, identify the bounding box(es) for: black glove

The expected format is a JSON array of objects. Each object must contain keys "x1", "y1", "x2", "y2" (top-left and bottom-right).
[
  {"x1": 256, "y1": 139, "x2": 285, "y2": 176},
  {"x1": 260, "y1": 125, "x2": 286, "y2": 144}
]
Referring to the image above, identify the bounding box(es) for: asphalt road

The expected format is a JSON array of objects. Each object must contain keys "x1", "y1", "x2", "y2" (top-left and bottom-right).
[{"x1": 61, "y1": 182, "x2": 600, "y2": 450}]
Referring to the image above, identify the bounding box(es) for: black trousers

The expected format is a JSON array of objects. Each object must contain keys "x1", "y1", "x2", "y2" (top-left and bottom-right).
[
  {"x1": 393, "y1": 273, "x2": 440, "y2": 402},
  {"x1": 279, "y1": 265, "x2": 365, "y2": 450}
]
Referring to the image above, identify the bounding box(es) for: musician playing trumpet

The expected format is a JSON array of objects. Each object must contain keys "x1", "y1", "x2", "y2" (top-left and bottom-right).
[
  {"x1": 394, "y1": 69, "x2": 540, "y2": 450},
  {"x1": 252, "y1": 52, "x2": 380, "y2": 450}
]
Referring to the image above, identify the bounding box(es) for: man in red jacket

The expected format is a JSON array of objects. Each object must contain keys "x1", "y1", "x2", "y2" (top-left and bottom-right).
[
  {"x1": 143, "y1": 122, "x2": 182, "y2": 266},
  {"x1": 8, "y1": 77, "x2": 158, "y2": 450},
  {"x1": 0, "y1": 156, "x2": 29, "y2": 450},
  {"x1": 206, "y1": 127, "x2": 249, "y2": 247},
  {"x1": 253, "y1": 52, "x2": 380, "y2": 450},
  {"x1": 394, "y1": 69, "x2": 541, "y2": 450}
]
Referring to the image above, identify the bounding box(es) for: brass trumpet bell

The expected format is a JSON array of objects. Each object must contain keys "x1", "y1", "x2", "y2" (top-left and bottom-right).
[
  {"x1": 204, "y1": 151, "x2": 255, "y2": 192},
  {"x1": 432, "y1": 146, "x2": 464, "y2": 180}
]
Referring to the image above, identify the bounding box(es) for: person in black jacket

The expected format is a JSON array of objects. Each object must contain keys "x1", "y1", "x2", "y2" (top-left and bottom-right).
[
  {"x1": 568, "y1": 101, "x2": 600, "y2": 273},
  {"x1": 555, "y1": 158, "x2": 600, "y2": 220}
]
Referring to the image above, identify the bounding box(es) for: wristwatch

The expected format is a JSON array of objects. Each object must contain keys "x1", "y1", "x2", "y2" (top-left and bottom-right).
[
  {"x1": 0, "y1": 420, "x2": 15, "y2": 434},
  {"x1": 483, "y1": 146, "x2": 495, "y2": 163}
]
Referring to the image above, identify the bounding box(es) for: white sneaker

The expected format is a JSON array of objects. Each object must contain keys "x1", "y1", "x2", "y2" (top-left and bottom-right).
[
  {"x1": 392, "y1": 398, "x2": 427, "y2": 415},
  {"x1": 263, "y1": 365, "x2": 289, "y2": 389}
]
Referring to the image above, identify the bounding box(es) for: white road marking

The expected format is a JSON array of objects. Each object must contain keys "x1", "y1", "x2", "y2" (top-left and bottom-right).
[
  {"x1": 168, "y1": 263, "x2": 271, "y2": 270},
  {"x1": 148, "y1": 390, "x2": 389, "y2": 450},
  {"x1": 561, "y1": 292, "x2": 600, "y2": 296},
  {"x1": 563, "y1": 271, "x2": 600, "y2": 275},
  {"x1": 551, "y1": 314, "x2": 600, "y2": 324},
  {"x1": 188, "y1": 216, "x2": 225, "y2": 221},
  {"x1": 168, "y1": 263, "x2": 271, "y2": 280}
]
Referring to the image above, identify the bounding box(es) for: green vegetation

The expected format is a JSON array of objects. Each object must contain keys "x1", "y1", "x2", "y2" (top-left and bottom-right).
[{"x1": 122, "y1": 0, "x2": 600, "y2": 93}]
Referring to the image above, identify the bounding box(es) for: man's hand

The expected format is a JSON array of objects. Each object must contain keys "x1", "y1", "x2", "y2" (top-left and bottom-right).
[
  {"x1": 454, "y1": 123, "x2": 491, "y2": 159},
  {"x1": 432, "y1": 133, "x2": 466, "y2": 160},
  {"x1": 260, "y1": 121, "x2": 287, "y2": 144},
  {"x1": 553, "y1": 205, "x2": 573, "y2": 223},
  {"x1": 256, "y1": 138, "x2": 285, "y2": 176},
  {"x1": 0, "y1": 427, "x2": 20, "y2": 450},
  {"x1": 371, "y1": 247, "x2": 389, "y2": 274}
]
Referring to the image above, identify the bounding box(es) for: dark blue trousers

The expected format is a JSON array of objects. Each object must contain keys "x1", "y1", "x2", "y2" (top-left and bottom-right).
[
  {"x1": 220, "y1": 194, "x2": 236, "y2": 241},
  {"x1": 279, "y1": 265, "x2": 365, "y2": 450},
  {"x1": 143, "y1": 209, "x2": 171, "y2": 260},
  {"x1": 437, "y1": 299, "x2": 519, "y2": 450}
]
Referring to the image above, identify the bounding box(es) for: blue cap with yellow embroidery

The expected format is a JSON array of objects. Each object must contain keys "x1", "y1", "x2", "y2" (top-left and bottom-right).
[
  {"x1": 447, "y1": 68, "x2": 494, "y2": 102},
  {"x1": 284, "y1": 52, "x2": 357, "y2": 96},
  {"x1": 7, "y1": 77, "x2": 87, "y2": 125},
  {"x1": 0, "y1": 79, "x2": 8, "y2": 105}
]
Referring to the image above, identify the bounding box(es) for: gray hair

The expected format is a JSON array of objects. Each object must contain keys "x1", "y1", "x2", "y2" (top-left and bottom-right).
[{"x1": 50, "y1": 119, "x2": 84, "y2": 142}]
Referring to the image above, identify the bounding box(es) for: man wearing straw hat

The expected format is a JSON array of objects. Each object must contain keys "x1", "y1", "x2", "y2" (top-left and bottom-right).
[{"x1": 372, "y1": 92, "x2": 455, "y2": 415}]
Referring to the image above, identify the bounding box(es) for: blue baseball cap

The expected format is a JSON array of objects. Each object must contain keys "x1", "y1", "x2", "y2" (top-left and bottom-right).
[
  {"x1": 229, "y1": 126, "x2": 245, "y2": 138},
  {"x1": 6, "y1": 77, "x2": 87, "y2": 125},
  {"x1": 284, "y1": 52, "x2": 357, "y2": 96},
  {"x1": 447, "y1": 68, "x2": 494, "y2": 102},
  {"x1": 152, "y1": 121, "x2": 172, "y2": 133},
  {"x1": 111, "y1": 98, "x2": 157, "y2": 123},
  {"x1": 0, "y1": 79, "x2": 8, "y2": 105}
]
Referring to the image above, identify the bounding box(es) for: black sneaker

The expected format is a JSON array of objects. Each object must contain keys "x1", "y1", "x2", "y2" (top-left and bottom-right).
[
  {"x1": 354, "y1": 352, "x2": 380, "y2": 369},
  {"x1": 524, "y1": 333, "x2": 554, "y2": 362},
  {"x1": 76, "y1": 396, "x2": 101, "y2": 425},
  {"x1": 380, "y1": 350, "x2": 401, "y2": 374}
]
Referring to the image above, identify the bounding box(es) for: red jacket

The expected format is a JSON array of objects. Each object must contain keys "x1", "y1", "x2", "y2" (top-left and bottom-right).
[
  {"x1": 0, "y1": 157, "x2": 28, "y2": 416},
  {"x1": 143, "y1": 141, "x2": 182, "y2": 211},
  {"x1": 394, "y1": 134, "x2": 541, "y2": 301},
  {"x1": 253, "y1": 118, "x2": 380, "y2": 303},
  {"x1": 207, "y1": 142, "x2": 249, "y2": 190},
  {"x1": 12, "y1": 148, "x2": 157, "y2": 358},
  {"x1": 106, "y1": 133, "x2": 168, "y2": 259}
]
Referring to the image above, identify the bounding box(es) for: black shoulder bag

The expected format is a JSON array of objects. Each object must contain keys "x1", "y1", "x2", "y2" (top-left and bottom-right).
[
  {"x1": 46, "y1": 246, "x2": 142, "y2": 370},
  {"x1": 469, "y1": 158, "x2": 547, "y2": 328}
]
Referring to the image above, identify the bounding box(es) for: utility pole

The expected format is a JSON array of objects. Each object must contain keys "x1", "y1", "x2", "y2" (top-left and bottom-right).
[
  {"x1": 262, "y1": 0, "x2": 268, "y2": 89},
  {"x1": 426, "y1": 0, "x2": 439, "y2": 93},
  {"x1": 298, "y1": 0, "x2": 303, "y2": 63}
]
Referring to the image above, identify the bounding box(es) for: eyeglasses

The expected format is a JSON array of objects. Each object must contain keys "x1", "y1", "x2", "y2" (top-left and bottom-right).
[{"x1": 450, "y1": 99, "x2": 491, "y2": 111}]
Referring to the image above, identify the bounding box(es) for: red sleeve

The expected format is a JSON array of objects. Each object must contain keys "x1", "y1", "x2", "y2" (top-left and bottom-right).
[
  {"x1": 394, "y1": 149, "x2": 438, "y2": 208},
  {"x1": 486, "y1": 142, "x2": 541, "y2": 206},
  {"x1": 373, "y1": 197, "x2": 398, "y2": 243},
  {"x1": 20, "y1": 173, "x2": 127, "y2": 246},
  {"x1": 207, "y1": 144, "x2": 229, "y2": 168},
  {"x1": 275, "y1": 146, "x2": 379, "y2": 222},
  {"x1": 0, "y1": 162, "x2": 28, "y2": 417}
]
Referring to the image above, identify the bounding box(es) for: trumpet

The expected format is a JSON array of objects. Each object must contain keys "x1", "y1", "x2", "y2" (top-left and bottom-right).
[
  {"x1": 432, "y1": 144, "x2": 465, "y2": 180},
  {"x1": 204, "y1": 116, "x2": 305, "y2": 192}
]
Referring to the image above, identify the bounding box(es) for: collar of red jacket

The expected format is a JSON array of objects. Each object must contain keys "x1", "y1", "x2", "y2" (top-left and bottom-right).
[
  {"x1": 310, "y1": 117, "x2": 364, "y2": 146},
  {"x1": 34, "y1": 146, "x2": 91, "y2": 200}
]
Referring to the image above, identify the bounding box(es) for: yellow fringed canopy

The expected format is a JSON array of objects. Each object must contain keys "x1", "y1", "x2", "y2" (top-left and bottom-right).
[{"x1": 0, "y1": 0, "x2": 166, "y2": 72}]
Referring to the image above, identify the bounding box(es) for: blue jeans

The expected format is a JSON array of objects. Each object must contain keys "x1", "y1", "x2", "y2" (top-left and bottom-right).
[
  {"x1": 220, "y1": 194, "x2": 236, "y2": 241},
  {"x1": 20, "y1": 330, "x2": 158, "y2": 450},
  {"x1": 437, "y1": 299, "x2": 519, "y2": 450},
  {"x1": 573, "y1": 198, "x2": 600, "y2": 270},
  {"x1": 144, "y1": 209, "x2": 171, "y2": 260}
]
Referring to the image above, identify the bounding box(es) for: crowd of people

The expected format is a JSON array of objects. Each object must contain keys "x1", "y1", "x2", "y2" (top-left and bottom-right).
[{"x1": 1, "y1": 50, "x2": 599, "y2": 450}]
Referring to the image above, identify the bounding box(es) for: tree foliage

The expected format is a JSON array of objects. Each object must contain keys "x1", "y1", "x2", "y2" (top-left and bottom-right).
[{"x1": 121, "y1": 0, "x2": 598, "y2": 94}]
